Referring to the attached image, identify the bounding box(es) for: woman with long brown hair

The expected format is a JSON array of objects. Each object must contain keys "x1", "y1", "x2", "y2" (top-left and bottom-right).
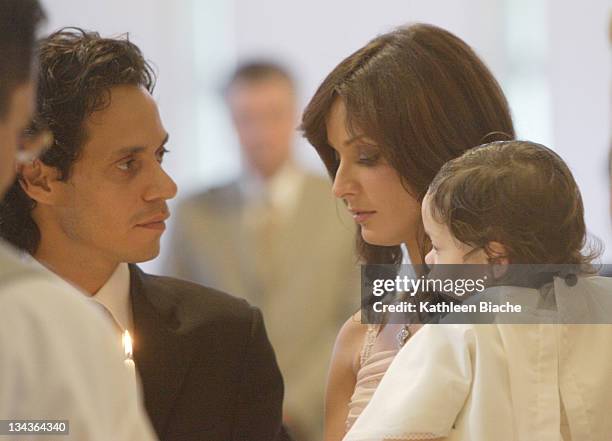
[{"x1": 301, "y1": 23, "x2": 515, "y2": 441}]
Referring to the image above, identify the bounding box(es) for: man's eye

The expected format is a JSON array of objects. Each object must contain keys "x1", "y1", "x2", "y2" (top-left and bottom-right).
[
  {"x1": 157, "y1": 147, "x2": 170, "y2": 163},
  {"x1": 117, "y1": 159, "x2": 136, "y2": 171}
]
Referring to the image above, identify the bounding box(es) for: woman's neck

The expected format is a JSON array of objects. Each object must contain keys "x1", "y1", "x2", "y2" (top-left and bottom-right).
[{"x1": 403, "y1": 236, "x2": 423, "y2": 265}]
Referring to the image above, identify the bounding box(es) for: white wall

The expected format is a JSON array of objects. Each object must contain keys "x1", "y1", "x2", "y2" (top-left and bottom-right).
[{"x1": 548, "y1": 0, "x2": 611, "y2": 261}]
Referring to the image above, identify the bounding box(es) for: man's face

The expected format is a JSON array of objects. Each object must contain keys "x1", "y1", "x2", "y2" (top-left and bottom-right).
[
  {"x1": 227, "y1": 76, "x2": 296, "y2": 178},
  {"x1": 46, "y1": 85, "x2": 177, "y2": 265},
  {"x1": 0, "y1": 81, "x2": 35, "y2": 195}
]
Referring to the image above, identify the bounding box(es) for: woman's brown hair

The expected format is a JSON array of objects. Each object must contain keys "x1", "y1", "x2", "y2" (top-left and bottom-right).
[
  {"x1": 427, "y1": 140, "x2": 599, "y2": 265},
  {"x1": 301, "y1": 23, "x2": 515, "y2": 264}
]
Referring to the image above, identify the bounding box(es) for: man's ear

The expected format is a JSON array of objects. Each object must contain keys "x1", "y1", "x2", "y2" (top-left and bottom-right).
[{"x1": 18, "y1": 159, "x2": 63, "y2": 205}]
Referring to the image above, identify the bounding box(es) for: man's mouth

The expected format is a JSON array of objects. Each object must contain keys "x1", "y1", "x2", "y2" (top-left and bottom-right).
[
  {"x1": 136, "y1": 213, "x2": 170, "y2": 230},
  {"x1": 137, "y1": 221, "x2": 166, "y2": 231}
]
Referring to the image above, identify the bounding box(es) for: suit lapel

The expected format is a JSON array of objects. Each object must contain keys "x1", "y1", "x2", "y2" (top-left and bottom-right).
[{"x1": 129, "y1": 265, "x2": 196, "y2": 437}]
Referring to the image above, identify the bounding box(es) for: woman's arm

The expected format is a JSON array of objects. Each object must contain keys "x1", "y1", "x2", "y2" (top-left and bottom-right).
[{"x1": 324, "y1": 312, "x2": 368, "y2": 441}]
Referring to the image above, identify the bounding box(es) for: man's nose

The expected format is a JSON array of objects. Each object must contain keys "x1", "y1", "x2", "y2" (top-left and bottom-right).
[{"x1": 143, "y1": 165, "x2": 178, "y2": 202}]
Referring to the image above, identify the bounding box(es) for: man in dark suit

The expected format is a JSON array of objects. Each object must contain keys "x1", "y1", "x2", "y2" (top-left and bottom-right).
[
  {"x1": 0, "y1": 28, "x2": 286, "y2": 441},
  {"x1": 131, "y1": 266, "x2": 284, "y2": 439}
]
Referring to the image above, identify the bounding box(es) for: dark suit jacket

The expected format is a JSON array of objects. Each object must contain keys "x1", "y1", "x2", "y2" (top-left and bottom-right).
[{"x1": 129, "y1": 265, "x2": 287, "y2": 441}]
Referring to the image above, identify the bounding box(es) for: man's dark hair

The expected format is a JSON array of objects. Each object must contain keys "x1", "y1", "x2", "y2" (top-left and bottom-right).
[
  {"x1": 225, "y1": 60, "x2": 294, "y2": 94},
  {"x1": 0, "y1": 0, "x2": 45, "y2": 119},
  {"x1": 0, "y1": 27, "x2": 156, "y2": 254}
]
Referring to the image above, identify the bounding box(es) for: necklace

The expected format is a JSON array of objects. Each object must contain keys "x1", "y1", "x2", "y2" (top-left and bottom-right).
[{"x1": 396, "y1": 324, "x2": 412, "y2": 348}]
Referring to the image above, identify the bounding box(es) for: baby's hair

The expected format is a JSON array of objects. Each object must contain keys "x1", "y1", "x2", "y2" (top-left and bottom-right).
[{"x1": 426, "y1": 140, "x2": 599, "y2": 265}]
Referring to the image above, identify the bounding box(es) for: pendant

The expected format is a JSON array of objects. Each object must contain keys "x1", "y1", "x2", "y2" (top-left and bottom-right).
[{"x1": 396, "y1": 325, "x2": 412, "y2": 348}]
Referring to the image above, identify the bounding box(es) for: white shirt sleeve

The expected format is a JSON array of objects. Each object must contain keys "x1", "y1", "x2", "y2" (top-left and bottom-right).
[
  {"x1": 344, "y1": 324, "x2": 474, "y2": 441},
  {"x1": 0, "y1": 277, "x2": 157, "y2": 441}
]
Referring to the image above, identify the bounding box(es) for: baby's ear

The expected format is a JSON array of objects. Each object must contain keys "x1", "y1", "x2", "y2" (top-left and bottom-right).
[
  {"x1": 487, "y1": 241, "x2": 509, "y2": 263},
  {"x1": 487, "y1": 241, "x2": 509, "y2": 278}
]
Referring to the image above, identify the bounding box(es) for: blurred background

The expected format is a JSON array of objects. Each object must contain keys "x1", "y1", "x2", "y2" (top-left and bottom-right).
[{"x1": 43, "y1": 0, "x2": 612, "y2": 268}]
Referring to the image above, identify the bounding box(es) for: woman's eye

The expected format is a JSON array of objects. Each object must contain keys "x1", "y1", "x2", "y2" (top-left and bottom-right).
[
  {"x1": 356, "y1": 144, "x2": 381, "y2": 164},
  {"x1": 358, "y1": 153, "x2": 380, "y2": 165}
]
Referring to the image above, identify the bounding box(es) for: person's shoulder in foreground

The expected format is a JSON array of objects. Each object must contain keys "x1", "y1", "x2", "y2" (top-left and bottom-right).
[
  {"x1": 130, "y1": 265, "x2": 286, "y2": 441},
  {"x1": 0, "y1": 243, "x2": 157, "y2": 441}
]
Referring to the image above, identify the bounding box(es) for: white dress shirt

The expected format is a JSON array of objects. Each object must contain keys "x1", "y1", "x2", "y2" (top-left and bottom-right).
[
  {"x1": 0, "y1": 241, "x2": 156, "y2": 441},
  {"x1": 93, "y1": 263, "x2": 132, "y2": 333},
  {"x1": 344, "y1": 276, "x2": 612, "y2": 441}
]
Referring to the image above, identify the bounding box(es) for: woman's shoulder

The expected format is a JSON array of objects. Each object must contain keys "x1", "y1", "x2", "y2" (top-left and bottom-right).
[
  {"x1": 336, "y1": 312, "x2": 368, "y2": 347},
  {"x1": 334, "y1": 311, "x2": 371, "y2": 374}
]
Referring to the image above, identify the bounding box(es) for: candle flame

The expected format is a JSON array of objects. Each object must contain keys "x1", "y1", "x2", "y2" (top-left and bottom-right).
[{"x1": 123, "y1": 330, "x2": 133, "y2": 359}]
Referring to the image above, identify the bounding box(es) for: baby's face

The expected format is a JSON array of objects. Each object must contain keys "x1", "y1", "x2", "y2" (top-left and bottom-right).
[{"x1": 422, "y1": 194, "x2": 489, "y2": 265}]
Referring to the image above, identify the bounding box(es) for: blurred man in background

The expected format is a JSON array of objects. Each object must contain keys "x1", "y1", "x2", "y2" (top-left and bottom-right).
[{"x1": 166, "y1": 61, "x2": 359, "y2": 440}]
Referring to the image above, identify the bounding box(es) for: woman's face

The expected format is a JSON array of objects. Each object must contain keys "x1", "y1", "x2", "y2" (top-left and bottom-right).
[{"x1": 325, "y1": 98, "x2": 421, "y2": 246}]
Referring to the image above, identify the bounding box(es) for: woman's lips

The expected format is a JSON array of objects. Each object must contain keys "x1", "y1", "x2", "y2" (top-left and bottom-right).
[{"x1": 351, "y1": 211, "x2": 376, "y2": 223}]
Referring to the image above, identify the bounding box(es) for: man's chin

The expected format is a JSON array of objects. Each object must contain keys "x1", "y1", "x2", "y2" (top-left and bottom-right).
[{"x1": 124, "y1": 243, "x2": 161, "y2": 264}]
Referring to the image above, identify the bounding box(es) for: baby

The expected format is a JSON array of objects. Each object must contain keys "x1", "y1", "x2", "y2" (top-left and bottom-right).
[
  {"x1": 345, "y1": 140, "x2": 612, "y2": 441},
  {"x1": 422, "y1": 140, "x2": 595, "y2": 267}
]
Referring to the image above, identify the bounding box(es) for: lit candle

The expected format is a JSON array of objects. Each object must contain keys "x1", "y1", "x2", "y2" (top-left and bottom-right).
[
  {"x1": 122, "y1": 330, "x2": 138, "y2": 395},
  {"x1": 123, "y1": 330, "x2": 133, "y2": 360}
]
